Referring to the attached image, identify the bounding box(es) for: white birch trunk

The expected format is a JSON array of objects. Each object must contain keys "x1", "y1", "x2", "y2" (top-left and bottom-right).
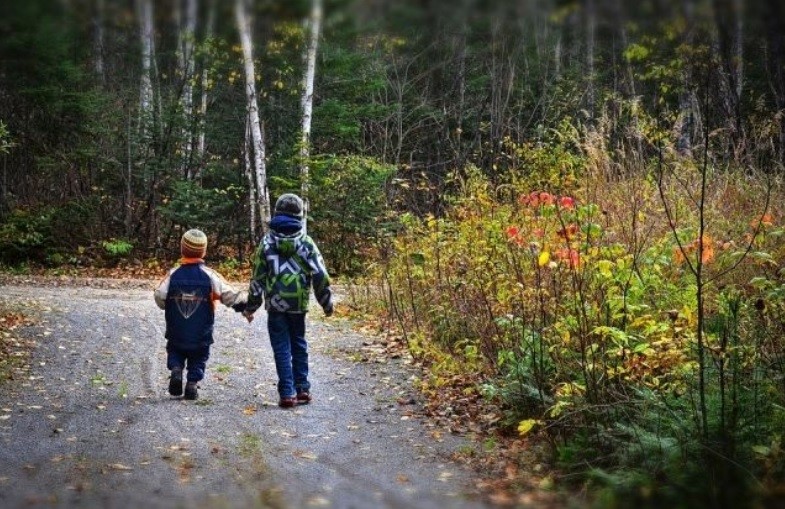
[
  {"x1": 137, "y1": 0, "x2": 155, "y2": 136},
  {"x1": 299, "y1": 0, "x2": 322, "y2": 212},
  {"x1": 153, "y1": 44, "x2": 164, "y2": 141},
  {"x1": 93, "y1": 0, "x2": 105, "y2": 84},
  {"x1": 176, "y1": 0, "x2": 198, "y2": 178},
  {"x1": 243, "y1": 114, "x2": 257, "y2": 241},
  {"x1": 196, "y1": 0, "x2": 216, "y2": 168},
  {"x1": 235, "y1": 0, "x2": 270, "y2": 230},
  {"x1": 125, "y1": 114, "x2": 133, "y2": 236}
]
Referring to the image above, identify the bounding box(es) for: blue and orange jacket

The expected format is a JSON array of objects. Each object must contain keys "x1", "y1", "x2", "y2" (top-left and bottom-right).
[{"x1": 154, "y1": 259, "x2": 247, "y2": 349}]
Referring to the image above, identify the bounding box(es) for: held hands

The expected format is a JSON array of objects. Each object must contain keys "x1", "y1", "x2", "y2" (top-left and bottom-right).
[{"x1": 232, "y1": 301, "x2": 254, "y2": 323}]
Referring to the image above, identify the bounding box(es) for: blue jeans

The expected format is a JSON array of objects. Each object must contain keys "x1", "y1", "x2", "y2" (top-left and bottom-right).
[
  {"x1": 267, "y1": 311, "x2": 309, "y2": 398},
  {"x1": 167, "y1": 343, "x2": 211, "y2": 382}
]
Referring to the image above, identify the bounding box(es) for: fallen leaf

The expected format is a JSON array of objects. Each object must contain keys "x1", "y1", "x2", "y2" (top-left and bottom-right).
[
  {"x1": 108, "y1": 463, "x2": 133, "y2": 471},
  {"x1": 306, "y1": 496, "x2": 330, "y2": 507},
  {"x1": 438, "y1": 471, "x2": 453, "y2": 482},
  {"x1": 293, "y1": 450, "x2": 317, "y2": 460}
]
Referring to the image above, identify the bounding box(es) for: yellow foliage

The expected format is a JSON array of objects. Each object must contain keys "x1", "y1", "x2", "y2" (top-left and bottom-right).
[{"x1": 517, "y1": 419, "x2": 542, "y2": 436}]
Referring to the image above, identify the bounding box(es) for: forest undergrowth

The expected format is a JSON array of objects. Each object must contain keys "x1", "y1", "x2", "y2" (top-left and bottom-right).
[{"x1": 351, "y1": 127, "x2": 785, "y2": 508}]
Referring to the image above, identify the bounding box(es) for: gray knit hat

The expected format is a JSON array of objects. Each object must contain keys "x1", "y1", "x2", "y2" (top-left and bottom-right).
[{"x1": 274, "y1": 193, "x2": 304, "y2": 218}]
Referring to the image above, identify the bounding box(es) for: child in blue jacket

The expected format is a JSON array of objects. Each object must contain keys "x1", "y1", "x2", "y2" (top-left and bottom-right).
[{"x1": 154, "y1": 229, "x2": 247, "y2": 400}]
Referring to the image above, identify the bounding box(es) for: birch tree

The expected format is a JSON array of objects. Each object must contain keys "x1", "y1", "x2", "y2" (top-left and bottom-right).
[
  {"x1": 176, "y1": 0, "x2": 198, "y2": 178},
  {"x1": 196, "y1": 0, "x2": 216, "y2": 169},
  {"x1": 235, "y1": 0, "x2": 270, "y2": 231},
  {"x1": 137, "y1": 0, "x2": 155, "y2": 137},
  {"x1": 92, "y1": 0, "x2": 105, "y2": 84},
  {"x1": 243, "y1": 114, "x2": 257, "y2": 240},
  {"x1": 299, "y1": 0, "x2": 322, "y2": 214}
]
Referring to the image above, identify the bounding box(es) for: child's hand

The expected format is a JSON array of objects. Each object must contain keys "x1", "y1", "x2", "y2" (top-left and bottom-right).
[{"x1": 324, "y1": 303, "x2": 334, "y2": 317}]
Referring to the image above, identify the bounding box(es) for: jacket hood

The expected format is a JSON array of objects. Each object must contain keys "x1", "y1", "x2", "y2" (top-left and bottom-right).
[{"x1": 268, "y1": 214, "x2": 305, "y2": 258}]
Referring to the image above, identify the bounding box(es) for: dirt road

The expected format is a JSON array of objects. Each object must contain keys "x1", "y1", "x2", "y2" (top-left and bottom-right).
[{"x1": 0, "y1": 278, "x2": 489, "y2": 509}]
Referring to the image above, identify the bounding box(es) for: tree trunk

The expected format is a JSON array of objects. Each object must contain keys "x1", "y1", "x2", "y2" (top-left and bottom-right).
[
  {"x1": 125, "y1": 113, "x2": 133, "y2": 237},
  {"x1": 176, "y1": 0, "x2": 198, "y2": 179},
  {"x1": 196, "y1": 0, "x2": 215, "y2": 172},
  {"x1": 243, "y1": 113, "x2": 257, "y2": 241},
  {"x1": 765, "y1": 0, "x2": 785, "y2": 163},
  {"x1": 713, "y1": 0, "x2": 744, "y2": 156},
  {"x1": 137, "y1": 0, "x2": 155, "y2": 137},
  {"x1": 92, "y1": 0, "x2": 105, "y2": 85},
  {"x1": 299, "y1": 0, "x2": 322, "y2": 223},
  {"x1": 585, "y1": 0, "x2": 596, "y2": 118},
  {"x1": 677, "y1": 0, "x2": 696, "y2": 156},
  {"x1": 235, "y1": 0, "x2": 270, "y2": 231}
]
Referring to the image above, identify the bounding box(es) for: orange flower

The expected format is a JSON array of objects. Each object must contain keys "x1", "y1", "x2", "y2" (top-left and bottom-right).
[
  {"x1": 506, "y1": 226, "x2": 520, "y2": 240},
  {"x1": 539, "y1": 192, "x2": 556, "y2": 206},
  {"x1": 673, "y1": 246, "x2": 686, "y2": 265},
  {"x1": 555, "y1": 248, "x2": 581, "y2": 268},
  {"x1": 558, "y1": 196, "x2": 576, "y2": 209},
  {"x1": 673, "y1": 235, "x2": 715, "y2": 265},
  {"x1": 750, "y1": 213, "x2": 774, "y2": 229},
  {"x1": 526, "y1": 191, "x2": 541, "y2": 207},
  {"x1": 700, "y1": 239, "x2": 715, "y2": 264}
]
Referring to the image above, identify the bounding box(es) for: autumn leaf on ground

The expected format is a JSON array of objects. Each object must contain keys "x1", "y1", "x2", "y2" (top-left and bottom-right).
[
  {"x1": 107, "y1": 463, "x2": 133, "y2": 471},
  {"x1": 242, "y1": 405, "x2": 257, "y2": 416},
  {"x1": 293, "y1": 450, "x2": 317, "y2": 460},
  {"x1": 437, "y1": 471, "x2": 453, "y2": 482}
]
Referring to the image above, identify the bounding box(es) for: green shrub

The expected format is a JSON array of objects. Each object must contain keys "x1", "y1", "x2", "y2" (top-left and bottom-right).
[
  {"x1": 0, "y1": 208, "x2": 53, "y2": 264},
  {"x1": 158, "y1": 164, "x2": 246, "y2": 252},
  {"x1": 102, "y1": 239, "x2": 133, "y2": 257},
  {"x1": 370, "y1": 164, "x2": 785, "y2": 506},
  {"x1": 307, "y1": 154, "x2": 396, "y2": 274}
]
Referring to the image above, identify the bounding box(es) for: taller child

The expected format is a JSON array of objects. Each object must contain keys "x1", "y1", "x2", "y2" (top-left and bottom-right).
[{"x1": 243, "y1": 193, "x2": 334, "y2": 408}]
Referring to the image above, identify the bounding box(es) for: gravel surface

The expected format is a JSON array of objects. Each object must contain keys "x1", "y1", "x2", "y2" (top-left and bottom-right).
[{"x1": 0, "y1": 278, "x2": 490, "y2": 509}]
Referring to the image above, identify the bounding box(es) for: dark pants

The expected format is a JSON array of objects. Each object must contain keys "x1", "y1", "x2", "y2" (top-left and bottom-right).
[
  {"x1": 267, "y1": 311, "x2": 309, "y2": 398},
  {"x1": 166, "y1": 343, "x2": 211, "y2": 382}
]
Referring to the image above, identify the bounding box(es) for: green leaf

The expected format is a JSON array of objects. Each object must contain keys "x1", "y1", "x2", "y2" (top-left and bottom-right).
[
  {"x1": 623, "y1": 43, "x2": 650, "y2": 62},
  {"x1": 409, "y1": 252, "x2": 426, "y2": 265}
]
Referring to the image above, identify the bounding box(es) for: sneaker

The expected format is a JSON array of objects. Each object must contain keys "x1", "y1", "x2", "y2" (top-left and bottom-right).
[
  {"x1": 296, "y1": 391, "x2": 312, "y2": 404},
  {"x1": 169, "y1": 367, "x2": 183, "y2": 396},
  {"x1": 278, "y1": 396, "x2": 297, "y2": 408},
  {"x1": 184, "y1": 381, "x2": 198, "y2": 400}
]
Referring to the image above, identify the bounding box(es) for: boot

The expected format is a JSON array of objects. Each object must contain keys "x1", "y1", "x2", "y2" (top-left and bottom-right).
[
  {"x1": 184, "y1": 381, "x2": 198, "y2": 400},
  {"x1": 168, "y1": 367, "x2": 183, "y2": 396}
]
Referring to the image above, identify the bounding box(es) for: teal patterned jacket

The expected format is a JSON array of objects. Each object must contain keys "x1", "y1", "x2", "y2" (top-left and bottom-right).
[{"x1": 245, "y1": 224, "x2": 333, "y2": 314}]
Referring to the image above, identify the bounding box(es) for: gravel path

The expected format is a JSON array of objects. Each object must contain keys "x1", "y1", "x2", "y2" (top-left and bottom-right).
[{"x1": 0, "y1": 279, "x2": 490, "y2": 509}]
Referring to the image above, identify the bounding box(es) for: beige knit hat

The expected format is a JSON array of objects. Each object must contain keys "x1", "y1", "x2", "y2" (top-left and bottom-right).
[{"x1": 181, "y1": 229, "x2": 207, "y2": 258}]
